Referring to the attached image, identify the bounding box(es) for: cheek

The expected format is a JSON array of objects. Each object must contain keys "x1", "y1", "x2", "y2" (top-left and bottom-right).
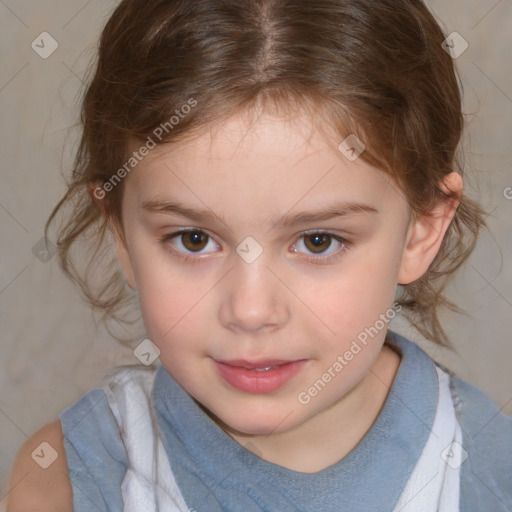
[
  {"x1": 137, "y1": 277, "x2": 212, "y2": 382},
  {"x1": 309, "y1": 248, "x2": 400, "y2": 328},
  {"x1": 127, "y1": 240, "x2": 210, "y2": 347},
  {"x1": 348, "y1": 233, "x2": 403, "y2": 303},
  {"x1": 298, "y1": 244, "x2": 402, "y2": 373},
  {"x1": 138, "y1": 274, "x2": 207, "y2": 346}
]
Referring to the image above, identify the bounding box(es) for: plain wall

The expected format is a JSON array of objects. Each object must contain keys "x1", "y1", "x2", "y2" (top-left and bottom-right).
[{"x1": 1, "y1": 0, "x2": 511, "y2": 501}]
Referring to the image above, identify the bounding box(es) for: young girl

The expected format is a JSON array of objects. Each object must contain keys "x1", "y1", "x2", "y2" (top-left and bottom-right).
[{"x1": 7, "y1": 0, "x2": 512, "y2": 510}]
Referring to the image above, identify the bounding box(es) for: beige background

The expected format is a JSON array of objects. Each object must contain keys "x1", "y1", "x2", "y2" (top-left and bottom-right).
[{"x1": 1, "y1": 0, "x2": 511, "y2": 502}]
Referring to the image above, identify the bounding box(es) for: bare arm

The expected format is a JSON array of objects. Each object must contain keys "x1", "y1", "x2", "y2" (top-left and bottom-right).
[{"x1": 6, "y1": 419, "x2": 73, "y2": 512}]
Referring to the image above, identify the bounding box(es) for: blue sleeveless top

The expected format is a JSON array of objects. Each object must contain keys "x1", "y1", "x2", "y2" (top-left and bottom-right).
[{"x1": 58, "y1": 330, "x2": 512, "y2": 511}]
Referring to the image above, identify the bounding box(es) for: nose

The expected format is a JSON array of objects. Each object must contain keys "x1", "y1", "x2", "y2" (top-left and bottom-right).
[{"x1": 218, "y1": 255, "x2": 290, "y2": 334}]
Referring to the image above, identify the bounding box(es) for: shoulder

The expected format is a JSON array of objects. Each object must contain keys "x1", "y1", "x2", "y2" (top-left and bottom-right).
[
  {"x1": 451, "y1": 374, "x2": 512, "y2": 451},
  {"x1": 56, "y1": 365, "x2": 158, "y2": 510},
  {"x1": 7, "y1": 419, "x2": 72, "y2": 512},
  {"x1": 6, "y1": 365, "x2": 160, "y2": 511},
  {"x1": 450, "y1": 374, "x2": 512, "y2": 509}
]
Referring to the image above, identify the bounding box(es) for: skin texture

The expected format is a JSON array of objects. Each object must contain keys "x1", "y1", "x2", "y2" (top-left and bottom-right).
[
  {"x1": 7, "y1": 108, "x2": 463, "y2": 510},
  {"x1": 109, "y1": 108, "x2": 462, "y2": 472},
  {"x1": 6, "y1": 420, "x2": 72, "y2": 511}
]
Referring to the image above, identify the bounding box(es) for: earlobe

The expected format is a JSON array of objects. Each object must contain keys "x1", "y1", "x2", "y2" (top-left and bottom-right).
[{"x1": 397, "y1": 172, "x2": 463, "y2": 285}]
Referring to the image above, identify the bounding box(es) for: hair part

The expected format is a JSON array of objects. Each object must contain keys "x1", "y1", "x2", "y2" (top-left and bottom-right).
[{"x1": 46, "y1": 0, "x2": 488, "y2": 348}]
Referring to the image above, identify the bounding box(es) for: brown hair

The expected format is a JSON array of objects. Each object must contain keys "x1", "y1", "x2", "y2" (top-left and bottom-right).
[{"x1": 45, "y1": 0, "x2": 487, "y2": 348}]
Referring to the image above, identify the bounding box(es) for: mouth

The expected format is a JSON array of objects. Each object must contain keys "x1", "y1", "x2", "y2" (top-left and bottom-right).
[
  {"x1": 212, "y1": 358, "x2": 308, "y2": 394},
  {"x1": 216, "y1": 358, "x2": 299, "y2": 370}
]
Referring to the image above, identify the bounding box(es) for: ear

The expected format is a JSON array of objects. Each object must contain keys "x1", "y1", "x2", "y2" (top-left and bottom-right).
[
  {"x1": 87, "y1": 182, "x2": 137, "y2": 290},
  {"x1": 398, "y1": 172, "x2": 463, "y2": 285}
]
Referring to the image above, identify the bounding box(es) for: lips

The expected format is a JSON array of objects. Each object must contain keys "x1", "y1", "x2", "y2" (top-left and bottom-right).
[
  {"x1": 213, "y1": 358, "x2": 307, "y2": 394},
  {"x1": 215, "y1": 359, "x2": 295, "y2": 370}
]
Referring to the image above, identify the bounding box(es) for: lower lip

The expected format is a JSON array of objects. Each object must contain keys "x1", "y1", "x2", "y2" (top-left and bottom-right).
[{"x1": 214, "y1": 360, "x2": 307, "y2": 394}]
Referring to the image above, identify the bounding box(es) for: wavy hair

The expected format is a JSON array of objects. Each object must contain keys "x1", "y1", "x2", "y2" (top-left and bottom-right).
[{"x1": 46, "y1": 0, "x2": 488, "y2": 348}]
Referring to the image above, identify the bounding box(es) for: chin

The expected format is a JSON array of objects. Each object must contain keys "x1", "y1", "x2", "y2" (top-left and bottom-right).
[
  {"x1": 210, "y1": 405, "x2": 302, "y2": 437},
  {"x1": 225, "y1": 419, "x2": 287, "y2": 437},
  {"x1": 226, "y1": 402, "x2": 325, "y2": 438}
]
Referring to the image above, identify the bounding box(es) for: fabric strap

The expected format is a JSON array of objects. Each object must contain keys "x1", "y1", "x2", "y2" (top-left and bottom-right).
[
  {"x1": 101, "y1": 364, "x2": 462, "y2": 512},
  {"x1": 392, "y1": 366, "x2": 462, "y2": 512},
  {"x1": 102, "y1": 367, "x2": 190, "y2": 512}
]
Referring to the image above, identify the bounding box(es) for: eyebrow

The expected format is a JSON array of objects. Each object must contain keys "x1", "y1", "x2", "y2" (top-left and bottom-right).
[{"x1": 141, "y1": 199, "x2": 378, "y2": 229}]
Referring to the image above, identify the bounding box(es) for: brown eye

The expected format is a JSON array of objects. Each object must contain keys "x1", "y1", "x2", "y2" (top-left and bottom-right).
[
  {"x1": 303, "y1": 233, "x2": 333, "y2": 254},
  {"x1": 293, "y1": 231, "x2": 351, "y2": 263},
  {"x1": 180, "y1": 231, "x2": 209, "y2": 252}
]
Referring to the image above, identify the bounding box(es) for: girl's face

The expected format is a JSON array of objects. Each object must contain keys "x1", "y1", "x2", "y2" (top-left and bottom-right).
[{"x1": 115, "y1": 109, "x2": 415, "y2": 435}]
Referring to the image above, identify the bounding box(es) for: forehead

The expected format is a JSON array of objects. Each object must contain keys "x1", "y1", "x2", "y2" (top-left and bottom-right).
[
  {"x1": 137, "y1": 108, "x2": 332, "y2": 162},
  {"x1": 124, "y1": 110, "x2": 406, "y2": 221}
]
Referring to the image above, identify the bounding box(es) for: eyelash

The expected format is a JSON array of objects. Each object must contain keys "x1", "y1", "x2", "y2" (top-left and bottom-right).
[{"x1": 158, "y1": 229, "x2": 353, "y2": 265}]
